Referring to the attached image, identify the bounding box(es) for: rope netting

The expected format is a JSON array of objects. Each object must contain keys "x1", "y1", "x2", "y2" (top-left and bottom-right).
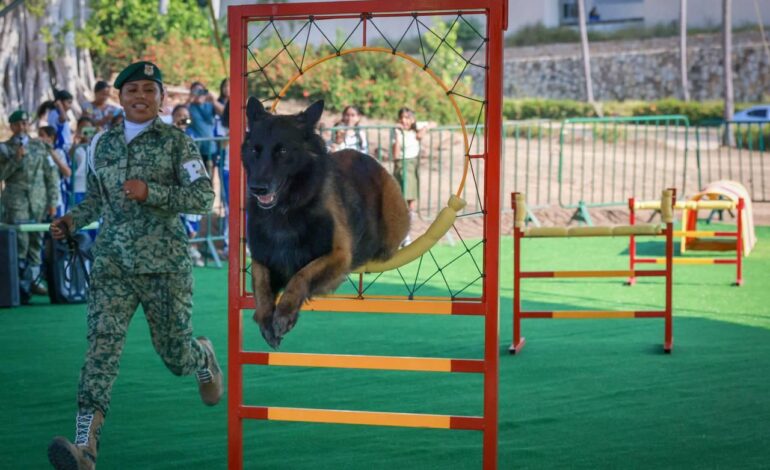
[{"x1": 240, "y1": 11, "x2": 491, "y2": 300}]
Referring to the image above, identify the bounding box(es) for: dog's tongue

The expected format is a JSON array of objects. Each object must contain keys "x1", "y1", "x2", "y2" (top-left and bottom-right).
[{"x1": 257, "y1": 193, "x2": 276, "y2": 205}]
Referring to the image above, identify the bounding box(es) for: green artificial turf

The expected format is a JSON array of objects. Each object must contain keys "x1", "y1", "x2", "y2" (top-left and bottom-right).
[{"x1": 2, "y1": 226, "x2": 769, "y2": 469}]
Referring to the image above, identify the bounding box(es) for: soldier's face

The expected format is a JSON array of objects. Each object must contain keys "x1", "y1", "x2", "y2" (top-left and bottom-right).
[
  {"x1": 10, "y1": 120, "x2": 28, "y2": 136},
  {"x1": 119, "y1": 80, "x2": 164, "y2": 123}
]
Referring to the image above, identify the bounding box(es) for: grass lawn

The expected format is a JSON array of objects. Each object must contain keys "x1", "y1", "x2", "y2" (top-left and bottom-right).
[{"x1": 2, "y1": 226, "x2": 769, "y2": 469}]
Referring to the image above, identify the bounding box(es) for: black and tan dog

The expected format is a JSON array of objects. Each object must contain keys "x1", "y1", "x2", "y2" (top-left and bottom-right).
[{"x1": 242, "y1": 97, "x2": 410, "y2": 348}]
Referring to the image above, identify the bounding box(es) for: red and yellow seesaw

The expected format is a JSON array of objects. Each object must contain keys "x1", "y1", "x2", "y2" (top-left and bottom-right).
[{"x1": 510, "y1": 189, "x2": 676, "y2": 355}]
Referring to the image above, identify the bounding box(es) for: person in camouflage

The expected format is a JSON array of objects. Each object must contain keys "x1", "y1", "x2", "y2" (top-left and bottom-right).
[
  {"x1": 47, "y1": 62, "x2": 223, "y2": 470},
  {"x1": 0, "y1": 109, "x2": 60, "y2": 300}
]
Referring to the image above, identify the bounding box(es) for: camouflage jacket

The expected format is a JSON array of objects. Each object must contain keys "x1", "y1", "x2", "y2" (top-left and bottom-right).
[
  {"x1": 70, "y1": 118, "x2": 214, "y2": 274},
  {"x1": 0, "y1": 136, "x2": 59, "y2": 223}
]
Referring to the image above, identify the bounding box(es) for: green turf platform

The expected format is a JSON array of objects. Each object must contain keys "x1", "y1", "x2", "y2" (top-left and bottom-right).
[{"x1": 2, "y1": 225, "x2": 768, "y2": 469}]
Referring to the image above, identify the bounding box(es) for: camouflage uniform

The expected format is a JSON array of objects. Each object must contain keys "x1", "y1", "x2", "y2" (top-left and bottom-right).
[
  {"x1": 68, "y1": 118, "x2": 214, "y2": 415},
  {"x1": 0, "y1": 136, "x2": 60, "y2": 269}
]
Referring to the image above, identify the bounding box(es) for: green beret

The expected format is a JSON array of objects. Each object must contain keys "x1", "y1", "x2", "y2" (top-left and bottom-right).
[
  {"x1": 8, "y1": 109, "x2": 29, "y2": 124},
  {"x1": 114, "y1": 61, "x2": 163, "y2": 89}
]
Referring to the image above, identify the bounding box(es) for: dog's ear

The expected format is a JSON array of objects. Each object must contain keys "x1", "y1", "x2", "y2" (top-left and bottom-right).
[
  {"x1": 298, "y1": 100, "x2": 324, "y2": 129},
  {"x1": 246, "y1": 97, "x2": 268, "y2": 123}
]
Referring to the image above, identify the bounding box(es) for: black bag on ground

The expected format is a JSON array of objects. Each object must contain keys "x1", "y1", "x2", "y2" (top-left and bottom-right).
[
  {"x1": 45, "y1": 233, "x2": 93, "y2": 304},
  {"x1": 0, "y1": 226, "x2": 20, "y2": 308}
]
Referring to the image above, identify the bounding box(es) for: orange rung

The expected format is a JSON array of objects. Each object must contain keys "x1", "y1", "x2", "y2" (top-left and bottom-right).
[
  {"x1": 241, "y1": 406, "x2": 485, "y2": 430},
  {"x1": 242, "y1": 352, "x2": 484, "y2": 373}
]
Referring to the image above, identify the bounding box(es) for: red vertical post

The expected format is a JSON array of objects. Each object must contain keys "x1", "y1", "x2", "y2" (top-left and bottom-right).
[
  {"x1": 627, "y1": 197, "x2": 637, "y2": 285},
  {"x1": 735, "y1": 198, "x2": 744, "y2": 286},
  {"x1": 482, "y1": 2, "x2": 504, "y2": 467},
  {"x1": 227, "y1": 7, "x2": 245, "y2": 470},
  {"x1": 664, "y1": 188, "x2": 675, "y2": 353},
  {"x1": 510, "y1": 193, "x2": 523, "y2": 354}
]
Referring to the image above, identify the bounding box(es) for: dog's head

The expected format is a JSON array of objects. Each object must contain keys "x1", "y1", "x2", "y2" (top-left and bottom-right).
[{"x1": 242, "y1": 97, "x2": 326, "y2": 210}]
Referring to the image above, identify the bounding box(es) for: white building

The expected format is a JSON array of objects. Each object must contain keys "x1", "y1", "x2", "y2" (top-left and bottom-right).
[{"x1": 221, "y1": 0, "x2": 770, "y2": 36}]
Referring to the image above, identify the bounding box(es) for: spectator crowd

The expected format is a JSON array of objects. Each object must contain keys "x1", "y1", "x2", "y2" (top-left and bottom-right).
[{"x1": 1, "y1": 75, "x2": 436, "y2": 298}]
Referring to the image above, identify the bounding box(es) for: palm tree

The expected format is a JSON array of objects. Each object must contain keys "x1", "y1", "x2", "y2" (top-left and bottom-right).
[
  {"x1": 680, "y1": 0, "x2": 690, "y2": 101},
  {"x1": 723, "y1": 0, "x2": 735, "y2": 145},
  {"x1": 576, "y1": 0, "x2": 600, "y2": 115}
]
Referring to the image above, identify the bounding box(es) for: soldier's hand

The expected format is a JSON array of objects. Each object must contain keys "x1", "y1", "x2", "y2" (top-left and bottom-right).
[
  {"x1": 16, "y1": 145, "x2": 25, "y2": 160},
  {"x1": 50, "y1": 214, "x2": 74, "y2": 240},
  {"x1": 123, "y1": 179, "x2": 148, "y2": 202}
]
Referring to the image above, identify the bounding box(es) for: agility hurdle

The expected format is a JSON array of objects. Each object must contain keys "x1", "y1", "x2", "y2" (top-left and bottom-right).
[
  {"x1": 228, "y1": 1, "x2": 505, "y2": 468},
  {"x1": 628, "y1": 180, "x2": 754, "y2": 286},
  {"x1": 510, "y1": 189, "x2": 675, "y2": 354}
]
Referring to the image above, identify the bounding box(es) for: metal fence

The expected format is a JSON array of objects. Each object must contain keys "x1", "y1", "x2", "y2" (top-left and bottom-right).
[
  {"x1": 696, "y1": 121, "x2": 770, "y2": 202},
  {"x1": 2, "y1": 117, "x2": 768, "y2": 244}
]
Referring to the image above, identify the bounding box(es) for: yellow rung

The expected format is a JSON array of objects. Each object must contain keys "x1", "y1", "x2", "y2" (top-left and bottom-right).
[
  {"x1": 266, "y1": 353, "x2": 453, "y2": 372},
  {"x1": 634, "y1": 200, "x2": 736, "y2": 210},
  {"x1": 649, "y1": 257, "x2": 717, "y2": 265},
  {"x1": 267, "y1": 407, "x2": 452, "y2": 429},
  {"x1": 552, "y1": 311, "x2": 636, "y2": 319},
  {"x1": 553, "y1": 270, "x2": 633, "y2": 278},
  {"x1": 674, "y1": 230, "x2": 718, "y2": 237},
  {"x1": 523, "y1": 224, "x2": 661, "y2": 238}
]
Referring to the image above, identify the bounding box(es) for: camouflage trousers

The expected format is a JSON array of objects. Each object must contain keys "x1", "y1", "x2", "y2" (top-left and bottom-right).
[
  {"x1": 1, "y1": 210, "x2": 44, "y2": 268},
  {"x1": 77, "y1": 268, "x2": 207, "y2": 416}
]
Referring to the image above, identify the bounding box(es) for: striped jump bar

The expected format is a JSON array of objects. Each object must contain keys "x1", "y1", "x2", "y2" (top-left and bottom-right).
[
  {"x1": 240, "y1": 406, "x2": 485, "y2": 430},
  {"x1": 238, "y1": 297, "x2": 486, "y2": 316},
  {"x1": 520, "y1": 310, "x2": 667, "y2": 319},
  {"x1": 635, "y1": 257, "x2": 737, "y2": 265},
  {"x1": 673, "y1": 230, "x2": 738, "y2": 237},
  {"x1": 242, "y1": 352, "x2": 484, "y2": 373},
  {"x1": 522, "y1": 270, "x2": 665, "y2": 279}
]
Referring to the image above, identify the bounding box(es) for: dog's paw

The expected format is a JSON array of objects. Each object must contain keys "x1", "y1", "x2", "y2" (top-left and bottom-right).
[
  {"x1": 259, "y1": 322, "x2": 282, "y2": 350},
  {"x1": 254, "y1": 312, "x2": 281, "y2": 349},
  {"x1": 272, "y1": 307, "x2": 300, "y2": 340}
]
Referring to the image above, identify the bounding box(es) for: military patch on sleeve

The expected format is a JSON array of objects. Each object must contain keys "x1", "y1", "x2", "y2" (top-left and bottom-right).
[{"x1": 182, "y1": 159, "x2": 208, "y2": 183}]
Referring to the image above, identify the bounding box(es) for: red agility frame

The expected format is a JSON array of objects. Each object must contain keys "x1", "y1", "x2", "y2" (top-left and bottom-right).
[
  {"x1": 227, "y1": 1, "x2": 507, "y2": 468},
  {"x1": 511, "y1": 190, "x2": 675, "y2": 354},
  {"x1": 628, "y1": 197, "x2": 745, "y2": 286}
]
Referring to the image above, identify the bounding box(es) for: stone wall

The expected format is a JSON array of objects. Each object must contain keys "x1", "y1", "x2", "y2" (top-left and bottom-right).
[{"x1": 475, "y1": 33, "x2": 770, "y2": 102}]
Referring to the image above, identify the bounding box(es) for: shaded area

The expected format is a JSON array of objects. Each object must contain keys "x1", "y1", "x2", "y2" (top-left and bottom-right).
[{"x1": 1, "y1": 227, "x2": 769, "y2": 468}]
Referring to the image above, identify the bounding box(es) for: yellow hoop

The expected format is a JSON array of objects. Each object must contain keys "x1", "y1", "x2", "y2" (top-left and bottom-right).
[{"x1": 268, "y1": 47, "x2": 473, "y2": 198}]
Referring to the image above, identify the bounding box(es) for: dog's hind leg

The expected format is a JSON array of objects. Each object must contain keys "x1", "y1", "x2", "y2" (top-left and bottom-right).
[
  {"x1": 272, "y1": 222, "x2": 353, "y2": 343},
  {"x1": 378, "y1": 173, "x2": 411, "y2": 257},
  {"x1": 251, "y1": 261, "x2": 279, "y2": 348}
]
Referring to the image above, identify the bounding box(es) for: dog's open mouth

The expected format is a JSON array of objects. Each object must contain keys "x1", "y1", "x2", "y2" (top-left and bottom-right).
[{"x1": 255, "y1": 192, "x2": 278, "y2": 209}]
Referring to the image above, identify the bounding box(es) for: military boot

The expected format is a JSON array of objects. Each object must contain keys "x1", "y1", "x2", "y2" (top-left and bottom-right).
[
  {"x1": 48, "y1": 411, "x2": 104, "y2": 470},
  {"x1": 196, "y1": 336, "x2": 223, "y2": 405}
]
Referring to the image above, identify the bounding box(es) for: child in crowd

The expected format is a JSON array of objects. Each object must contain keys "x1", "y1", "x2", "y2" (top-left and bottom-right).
[
  {"x1": 173, "y1": 104, "x2": 205, "y2": 267},
  {"x1": 391, "y1": 107, "x2": 435, "y2": 246},
  {"x1": 38, "y1": 126, "x2": 71, "y2": 216},
  {"x1": 69, "y1": 117, "x2": 97, "y2": 205},
  {"x1": 81, "y1": 81, "x2": 121, "y2": 131},
  {"x1": 331, "y1": 105, "x2": 368, "y2": 154}
]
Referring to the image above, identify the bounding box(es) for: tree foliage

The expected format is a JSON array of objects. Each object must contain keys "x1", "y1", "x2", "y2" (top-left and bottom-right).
[
  {"x1": 79, "y1": 0, "x2": 215, "y2": 82},
  {"x1": 249, "y1": 20, "x2": 479, "y2": 124}
]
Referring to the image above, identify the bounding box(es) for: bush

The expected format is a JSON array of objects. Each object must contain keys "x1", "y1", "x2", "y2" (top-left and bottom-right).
[
  {"x1": 630, "y1": 99, "x2": 725, "y2": 124},
  {"x1": 732, "y1": 123, "x2": 770, "y2": 151},
  {"x1": 503, "y1": 98, "x2": 596, "y2": 120}
]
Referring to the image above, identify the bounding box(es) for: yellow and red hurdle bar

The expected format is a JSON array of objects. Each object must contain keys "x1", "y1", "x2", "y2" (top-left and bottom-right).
[
  {"x1": 510, "y1": 190, "x2": 675, "y2": 354},
  {"x1": 628, "y1": 198, "x2": 744, "y2": 286}
]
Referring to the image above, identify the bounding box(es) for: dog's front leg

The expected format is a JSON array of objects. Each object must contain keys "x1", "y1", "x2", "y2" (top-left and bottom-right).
[
  {"x1": 251, "y1": 261, "x2": 279, "y2": 348},
  {"x1": 273, "y1": 234, "x2": 352, "y2": 343}
]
